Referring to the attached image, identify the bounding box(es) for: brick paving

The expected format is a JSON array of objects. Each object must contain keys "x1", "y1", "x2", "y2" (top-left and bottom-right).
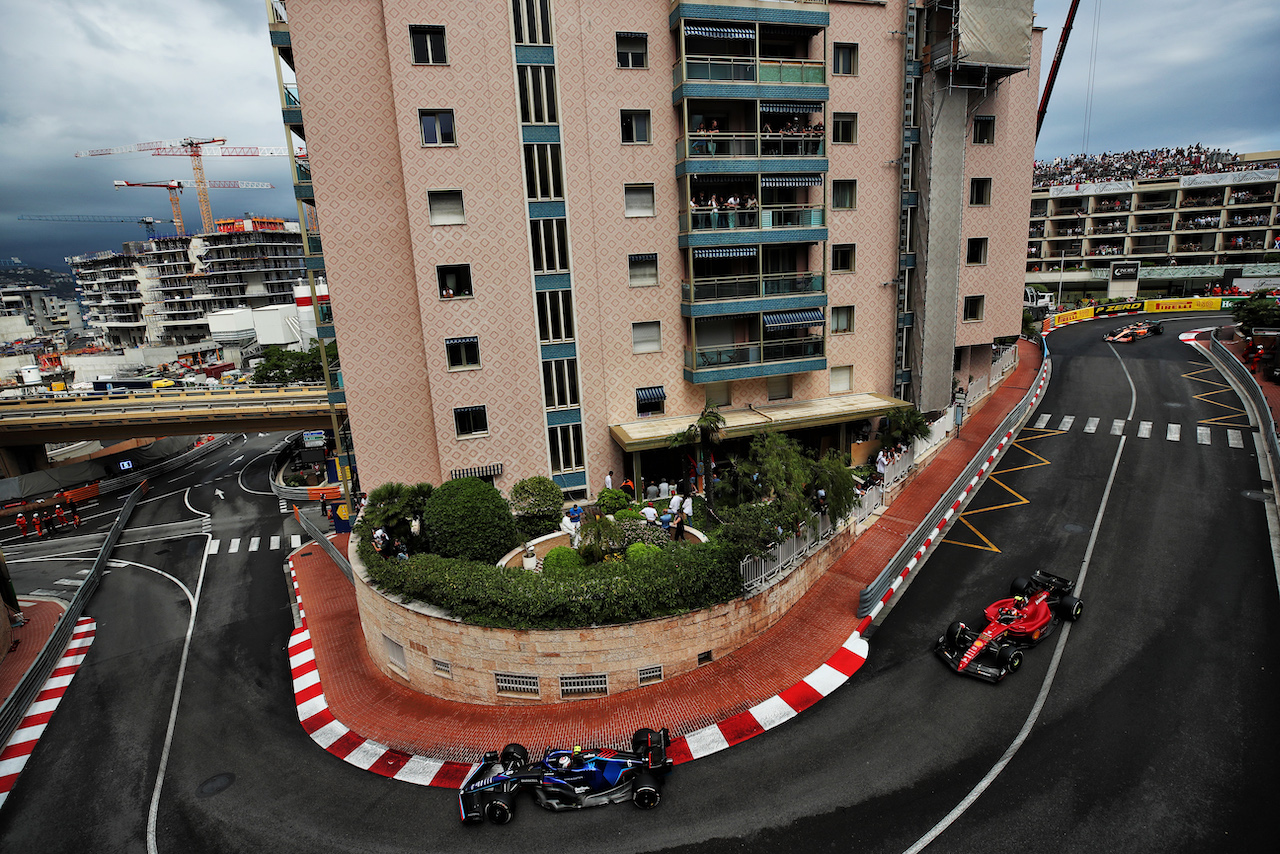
[{"x1": 291, "y1": 339, "x2": 1042, "y2": 762}]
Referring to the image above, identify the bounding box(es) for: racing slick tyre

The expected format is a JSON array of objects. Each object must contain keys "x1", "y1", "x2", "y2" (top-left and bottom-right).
[
  {"x1": 500, "y1": 743, "x2": 529, "y2": 768},
  {"x1": 1153, "y1": 323, "x2": 1164, "y2": 335},
  {"x1": 485, "y1": 795, "x2": 515, "y2": 825},
  {"x1": 946, "y1": 621, "x2": 968, "y2": 651},
  {"x1": 632, "y1": 728, "x2": 661, "y2": 754},
  {"x1": 632, "y1": 773, "x2": 662, "y2": 810},
  {"x1": 1058, "y1": 595, "x2": 1083, "y2": 622},
  {"x1": 1010, "y1": 576, "x2": 1033, "y2": 598},
  {"x1": 996, "y1": 645, "x2": 1023, "y2": 675}
]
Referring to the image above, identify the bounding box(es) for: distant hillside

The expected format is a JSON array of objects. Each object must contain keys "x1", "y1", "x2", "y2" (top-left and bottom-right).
[{"x1": 0, "y1": 267, "x2": 77, "y2": 300}]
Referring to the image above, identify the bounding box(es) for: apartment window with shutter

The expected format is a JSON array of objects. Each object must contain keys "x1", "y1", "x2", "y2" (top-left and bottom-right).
[
  {"x1": 624, "y1": 184, "x2": 656, "y2": 217},
  {"x1": 833, "y1": 180, "x2": 857, "y2": 210},
  {"x1": 436, "y1": 264, "x2": 472, "y2": 298},
  {"x1": 616, "y1": 33, "x2": 648, "y2": 68},
  {"x1": 832, "y1": 243, "x2": 856, "y2": 272},
  {"x1": 767, "y1": 375, "x2": 792, "y2": 401},
  {"x1": 830, "y1": 365, "x2": 853, "y2": 393},
  {"x1": 963, "y1": 295, "x2": 986, "y2": 321},
  {"x1": 632, "y1": 321, "x2": 661, "y2": 353},
  {"x1": 832, "y1": 305, "x2": 854, "y2": 334},
  {"x1": 705, "y1": 382, "x2": 731, "y2": 408},
  {"x1": 973, "y1": 116, "x2": 995, "y2": 144},
  {"x1": 453, "y1": 406, "x2": 489, "y2": 437},
  {"x1": 628, "y1": 253, "x2": 658, "y2": 287},
  {"x1": 428, "y1": 190, "x2": 465, "y2": 225},
  {"x1": 966, "y1": 237, "x2": 989, "y2": 265}
]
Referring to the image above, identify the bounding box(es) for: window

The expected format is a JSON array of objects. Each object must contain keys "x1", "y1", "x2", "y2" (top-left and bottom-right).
[
  {"x1": 523, "y1": 143, "x2": 564, "y2": 200},
  {"x1": 969, "y1": 178, "x2": 992, "y2": 206},
  {"x1": 973, "y1": 116, "x2": 995, "y2": 144},
  {"x1": 454, "y1": 406, "x2": 489, "y2": 437},
  {"x1": 548, "y1": 423, "x2": 585, "y2": 473},
  {"x1": 767, "y1": 375, "x2": 792, "y2": 401},
  {"x1": 616, "y1": 33, "x2": 648, "y2": 68},
  {"x1": 624, "y1": 184, "x2": 656, "y2": 217},
  {"x1": 833, "y1": 112, "x2": 858, "y2": 144},
  {"x1": 530, "y1": 218, "x2": 569, "y2": 272},
  {"x1": 705, "y1": 382, "x2": 731, "y2": 408},
  {"x1": 621, "y1": 110, "x2": 651, "y2": 144},
  {"x1": 537, "y1": 290, "x2": 574, "y2": 342},
  {"x1": 542, "y1": 358, "x2": 580, "y2": 409},
  {"x1": 833, "y1": 42, "x2": 859, "y2": 76},
  {"x1": 832, "y1": 243, "x2": 856, "y2": 272},
  {"x1": 833, "y1": 180, "x2": 857, "y2": 210},
  {"x1": 830, "y1": 365, "x2": 853, "y2": 393},
  {"x1": 511, "y1": 0, "x2": 552, "y2": 46},
  {"x1": 437, "y1": 264, "x2": 472, "y2": 298},
  {"x1": 382, "y1": 635, "x2": 406, "y2": 671},
  {"x1": 628, "y1": 253, "x2": 658, "y2": 287},
  {"x1": 638, "y1": 664, "x2": 664, "y2": 686},
  {"x1": 636, "y1": 386, "x2": 665, "y2": 417},
  {"x1": 517, "y1": 66, "x2": 558, "y2": 124},
  {"x1": 632, "y1": 321, "x2": 661, "y2": 353},
  {"x1": 409, "y1": 25, "x2": 447, "y2": 64},
  {"x1": 445, "y1": 336, "x2": 480, "y2": 370},
  {"x1": 495, "y1": 671, "x2": 540, "y2": 696},
  {"x1": 419, "y1": 110, "x2": 456, "y2": 146},
  {"x1": 832, "y1": 305, "x2": 854, "y2": 334},
  {"x1": 966, "y1": 237, "x2": 988, "y2": 265},
  {"x1": 428, "y1": 190, "x2": 465, "y2": 225},
  {"x1": 963, "y1": 295, "x2": 986, "y2": 322}
]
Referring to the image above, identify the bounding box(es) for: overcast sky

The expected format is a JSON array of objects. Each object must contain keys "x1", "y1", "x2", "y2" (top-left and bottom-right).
[{"x1": 1, "y1": 0, "x2": 1277, "y2": 270}]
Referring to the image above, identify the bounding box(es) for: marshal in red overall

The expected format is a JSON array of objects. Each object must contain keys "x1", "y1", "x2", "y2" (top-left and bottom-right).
[{"x1": 936, "y1": 571, "x2": 1083, "y2": 683}]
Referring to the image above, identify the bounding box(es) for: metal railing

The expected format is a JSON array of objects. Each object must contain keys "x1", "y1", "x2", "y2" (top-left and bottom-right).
[
  {"x1": 682, "y1": 272, "x2": 824, "y2": 302},
  {"x1": 1210, "y1": 331, "x2": 1280, "y2": 485},
  {"x1": 686, "y1": 336, "x2": 825, "y2": 370},
  {"x1": 680, "y1": 204, "x2": 825, "y2": 233},
  {"x1": 294, "y1": 502, "x2": 352, "y2": 583},
  {"x1": 858, "y1": 342, "x2": 1052, "y2": 617},
  {"x1": 739, "y1": 508, "x2": 846, "y2": 594},
  {"x1": 0, "y1": 481, "x2": 148, "y2": 749}
]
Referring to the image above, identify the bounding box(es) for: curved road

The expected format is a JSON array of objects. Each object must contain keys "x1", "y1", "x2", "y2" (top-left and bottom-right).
[{"x1": 1, "y1": 315, "x2": 1276, "y2": 852}]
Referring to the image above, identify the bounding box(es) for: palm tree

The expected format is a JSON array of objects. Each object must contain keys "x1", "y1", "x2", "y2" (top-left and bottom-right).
[{"x1": 669, "y1": 403, "x2": 726, "y2": 509}]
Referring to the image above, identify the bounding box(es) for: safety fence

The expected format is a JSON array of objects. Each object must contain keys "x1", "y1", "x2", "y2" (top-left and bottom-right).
[
  {"x1": 1209, "y1": 331, "x2": 1280, "y2": 488},
  {"x1": 0, "y1": 481, "x2": 148, "y2": 749},
  {"x1": 294, "y1": 504, "x2": 353, "y2": 584},
  {"x1": 739, "y1": 508, "x2": 847, "y2": 594}
]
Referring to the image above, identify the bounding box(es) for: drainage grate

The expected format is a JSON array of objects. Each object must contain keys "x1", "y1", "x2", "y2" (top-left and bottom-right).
[
  {"x1": 495, "y1": 672, "x2": 540, "y2": 696},
  {"x1": 559, "y1": 673, "x2": 607, "y2": 698},
  {"x1": 638, "y1": 664, "x2": 664, "y2": 686}
]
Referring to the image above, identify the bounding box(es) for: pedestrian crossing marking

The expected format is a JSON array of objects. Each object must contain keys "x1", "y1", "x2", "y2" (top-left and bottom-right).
[
  {"x1": 207, "y1": 539, "x2": 220, "y2": 555},
  {"x1": 1034, "y1": 414, "x2": 1051, "y2": 429},
  {"x1": 1138, "y1": 421, "x2": 1152, "y2": 438},
  {"x1": 54, "y1": 578, "x2": 84, "y2": 588},
  {"x1": 1167, "y1": 424, "x2": 1181, "y2": 442},
  {"x1": 249, "y1": 537, "x2": 261, "y2": 552},
  {"x1": 1058, "y1": 416, "x2": 1075, "y2": 430},
  {"x1": 270, "y1": 536, "x2": 280, "y2": 550},
  {"x1": 290, "y1": 535, "x2": 302, "y2": 549},
  {"x1": 279, "y1": 499, "x2": 289, "y2": 514},
  {"x1": 1228, "y1": 430, "x2": 1244, "y2": 449},
  {"x1": 1110, "y1": 419, "x2": 1125, "y2": 436},
  {"x1": 229, "y1": 538, "x2": 241, "y2": 554},
  {"x1": 1083, "y1": 417, "x2": 1099, "y2": 434},
  {"x1": 1197, "y1": 426, "x2": 1211, "y2": 445}
]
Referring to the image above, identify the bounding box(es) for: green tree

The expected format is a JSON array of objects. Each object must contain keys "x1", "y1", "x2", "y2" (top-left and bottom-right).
[
  {"x1": 252, "y1": 341, "x2": 338, "y2": 384},
  {"x1": 881, "y1": 407, "x2": 932, "y2": 447},
  {"x1": 421, "y1": 477, "x2": 519, "y2": 564},
  {"x1": 1232, "y1": 291, "x2": 1280, "y2": 336},
  {"x1": 508, "y1": 475, "x2": 563, "y2": 541},
  {"x1": 669, "y1": 403, "x2": 726, "y2": 508}
]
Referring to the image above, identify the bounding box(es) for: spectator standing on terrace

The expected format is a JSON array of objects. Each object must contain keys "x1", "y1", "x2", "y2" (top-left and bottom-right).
[
  {"x1": 645, "y1": 480, "x2": 659, "y2": 500},
  {"x1": 658, "y1": 478, "x2": 670, "y2": 499},
  {"x1": 641, "y1": 502, "x2": 659, "y2": 525}
]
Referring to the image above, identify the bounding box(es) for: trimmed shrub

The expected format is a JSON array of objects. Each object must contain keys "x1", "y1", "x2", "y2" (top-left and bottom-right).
[
  {"x1": 542, "y1": 546, "x2": 584, "y2": 574},
  {"x1": 509, "y1": 476, "x2": 564, "y2": 541},
  {"x1": 595, "y1": 487, "x2": 631, "y2": 516},
  {"x1": 615, "y1": 518, "x2": 671, "y2": 550},
  {"x1": 614, "y1": 508, "x2": 644, "y2": 522},
  {"x1": 421, "y1": 477, "x2": 519, "y2": 564},
  {"x1": 626, "y1": 542, "x2": 661, "y2": 562}
]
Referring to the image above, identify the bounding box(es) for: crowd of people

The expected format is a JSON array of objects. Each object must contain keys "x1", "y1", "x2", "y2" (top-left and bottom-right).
[
  {"x1": 13, "y1": 501, "x2": 80, "y2": 540},
  {"x1": 690, "y1": 191, "x2": 758, "y2": 229},
  {"x1": 1033, "y1": 145, "x2": 1278, "y2": 188}
]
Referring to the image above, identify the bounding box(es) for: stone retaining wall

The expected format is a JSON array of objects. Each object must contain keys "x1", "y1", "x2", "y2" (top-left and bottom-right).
[{"x1": 351, "y1": 522, "x2": 858, "y2": 705}]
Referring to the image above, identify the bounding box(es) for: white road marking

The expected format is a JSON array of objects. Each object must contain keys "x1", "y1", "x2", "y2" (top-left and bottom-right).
[
  {"x1": 1138, "y1": 421, "x2": 1152, "y2": 438},
  {"x1": 1197, "y1": 426, "x2": 1211, "y2": 445},
  {"x1": 1227, "y1": 429, "x2": 1244, "y2": 449},
  {"x1": 1083, "y1": 417, "x2": 1099, "y2": 434},
  {"x1": 228, "y1": 538, "x2": 241, "y2": 553},
  {"x1": 1167, "y1": 424, "x2": 1181, "y2": 442},
  {"x1": 1034, "y1": 414, "x2": 1050, "y2": 429},
  {"x1": 270, "y1": 536, "x2": 281, "y2": 550},
  {"x1": 54, "y1": 578, "x2": 84, "y2": 587},
  {"x1": 206, "y1": 540, "x2": 220, "y2": 555},
  {"x1": 1110, "y1": 419, "x2": 1125, "y2": 436},
  {"x1": 1058, "y1": 415, "x2": 1075, "y2": 431},
  {"x1": 249, "y1": 537, "x2": 260, "y2": 552},
  {"x1": 290, "y1": 535, "x2": 302, "y2": 549}
]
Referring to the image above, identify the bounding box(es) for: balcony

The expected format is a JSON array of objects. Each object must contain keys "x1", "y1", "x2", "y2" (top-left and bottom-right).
[
  {"x1": 683, "y1": 335, "x2": 826, "y2": 382},
  {"x1": 673, "y1": 55, "x2": 825, "y2": 87},
  {"x1": 683, "y1": 271, "x2": 823, "y2": 302},
  {"x1": 680, "y1": 204, "x2": 825, "y2": 233},
  {"x1": 676, "y1": 131, "x2": 824, "y2": 161}
]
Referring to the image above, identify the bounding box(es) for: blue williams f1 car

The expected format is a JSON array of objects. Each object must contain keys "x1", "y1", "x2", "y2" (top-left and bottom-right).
[{"x1": 459, "y1": 727, "x2": 673, "y2": 825}]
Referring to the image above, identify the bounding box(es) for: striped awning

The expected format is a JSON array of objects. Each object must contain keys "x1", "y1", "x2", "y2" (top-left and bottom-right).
[
  {"x1": 684, "y1": 24, "x2": 755, "y2": 40},
  {"x1": 444, "y1": 335, "x2": 478, "y2": 346},
  {"x1": 454, "y1": 405, "x2": 486, "y2": 414},
  {"x1": 629, "y1": 253, "x2": 657, "y2": 263},
  {"x1": 763, "y1": 308, "x2": 825, "y2": 330},
  {"x1": 617, "y1": 31, "x2": 647, "y2": 39},
  {"x1": 450, "y1": 463, "x2": 503, "y2": 480},
  {"x1": 693, "y1": 246, "x2": 758, "y2": 259},
  {"x1": 759, "y1": 101, "x2": 824, "y2": 114},
  {"x1": 690, "y1": 173, "x2": 756, "y2": 184},
  {"x1": 761, "y1": 174, "x2": 823, "y2": 188},
  {"x1": 636, "y1": 385, "x2": 667, "y2": 404}
]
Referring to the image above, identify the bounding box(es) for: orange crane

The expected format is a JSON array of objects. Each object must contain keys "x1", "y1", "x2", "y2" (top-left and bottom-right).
[
  {"x1": 76, "y1": 138, "x2": 300, "y2": 233},
  {"x1": 113, "y1": 179, "x2": 275, "y2": 236}
]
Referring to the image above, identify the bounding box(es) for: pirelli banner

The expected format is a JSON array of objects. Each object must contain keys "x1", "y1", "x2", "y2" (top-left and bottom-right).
[
  {"x1": 1093, "y1": 301, "x2": 1144, "y2": 316},
  {"x1": 1143, "y1": 298, "x2": 1225, "y2": 313},
  {"x1": 1046, "y1": 307, "x2": 1096, "y2": 329}
]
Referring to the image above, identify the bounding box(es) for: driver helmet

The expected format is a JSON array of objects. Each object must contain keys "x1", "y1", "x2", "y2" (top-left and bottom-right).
[
  {"x1": 557, "y1": 754, "x2": 572, "y2": 769},
  {"x1": 1013, "y1": 594, "x2": 1028, "y2": 609}
]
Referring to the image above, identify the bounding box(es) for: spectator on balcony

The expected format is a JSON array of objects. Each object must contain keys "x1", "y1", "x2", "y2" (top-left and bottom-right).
[
  {"x1": 725, "y1": 193, "x2": 739, "y2": 228},
  {"x1": 707, "y1": 120, "x2": 720, "y2": 156},
  {"x1": 743, "y1": 193, "x2": 757, "y2": 227}
]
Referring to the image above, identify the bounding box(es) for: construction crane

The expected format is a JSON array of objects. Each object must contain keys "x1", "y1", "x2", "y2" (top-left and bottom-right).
[
  {"x1": 113, "y1": 179, "x2": 275, "y2": 236},
  {"x1": 1036, "y1": 0, "x2": 1083, "y2": 140},
  {"x1": 76, "y1": 137, "x2": 298, "y2": 234},
  {"x1": 17, "y1": 214, "x2": 176, "y2": 238}
]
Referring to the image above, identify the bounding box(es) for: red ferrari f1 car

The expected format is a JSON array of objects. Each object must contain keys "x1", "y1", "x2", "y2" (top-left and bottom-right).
[
  {"x1": 1104, "y1": 319, "x2": 1163, "y2": 342},
  {"x1": 936, "y1": 571, "x2": 1083, "y2": 683}
]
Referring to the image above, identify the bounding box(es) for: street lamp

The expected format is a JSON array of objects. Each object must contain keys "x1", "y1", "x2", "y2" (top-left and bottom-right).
[{"x1": 1056, "y1": 249, "x2": 1067, "y2": 309}]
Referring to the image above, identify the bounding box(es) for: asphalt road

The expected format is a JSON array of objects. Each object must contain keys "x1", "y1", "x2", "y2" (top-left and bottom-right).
[{"x1": 1, "y1": 316, "x2": 1276, "y2": 852}]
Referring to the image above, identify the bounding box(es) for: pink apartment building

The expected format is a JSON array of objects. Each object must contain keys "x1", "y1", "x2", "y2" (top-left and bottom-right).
[{"x1": 269, "y1": 0, "x2": 1041, "y2": 497}]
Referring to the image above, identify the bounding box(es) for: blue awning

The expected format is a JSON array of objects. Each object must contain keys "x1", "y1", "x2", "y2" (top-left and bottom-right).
[
  {"x1": 444, "y1": 335, "x2": 478, "y2": 346},
  {"x1": 453, "y1": 405, "x2": 487, "y2": 414},
  {"x1": 761, "y1": 174, "x2": 823, "y2": 188},
  {"x1": 759, "y1": 101, "x2": 824, "y2": 114},
  {"x1": 764, "y1": 309, "x2": 825, "y2": 330},
  {"x1": 693, "y1": 246, "x2": 757, "y2": 259},
  {"x1": 684, "y1": 24, "x2": 755, "y2": 40},
  {"x1": 636, "y1": 386, "x2": 667, "y2": 403}
]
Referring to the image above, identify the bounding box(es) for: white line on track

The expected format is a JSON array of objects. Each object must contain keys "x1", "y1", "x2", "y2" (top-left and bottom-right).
[
  {"x1": 1058, "y1": 415, "x2": 1075, "y2": 431},
  {"x1": 1110, "y1": 419, "x2": 1125, "y2": 436},
  {"x1": 1083, "y1": 417, "x2": 1099, "y2": 434},
  {"x1": 1197, "y1": 426, "x2": 1211, "y2": 445},
  {"x1": 1167, "y1": 423, "x2": 1181, "y2": 442},
  {"x1": 1034, "y1": 414, "x2": 1050, "y2": 429},
  {"x1": 901, "y1": 341, "x2": 1136, "y2": 854},
  {"x1": 1138, "y1": 421, "x2": 1152, "y2": 438}
]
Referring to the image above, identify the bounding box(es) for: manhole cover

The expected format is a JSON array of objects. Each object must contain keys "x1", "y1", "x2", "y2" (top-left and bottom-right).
[
  {"x1": 196, "y1": 773, "x2": 235, "y2": 798},
  {"x1": 1063, "y1": 523, "x2": 1086, "y2": 533},
  {"x1": 1242, "y1": 490, "x2": 1272, "y2": 503}
]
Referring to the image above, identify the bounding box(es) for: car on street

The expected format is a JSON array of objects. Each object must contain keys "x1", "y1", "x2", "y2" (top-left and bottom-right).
[
  {"x1": 459, "y1": 727, "x2": 673, "y2": 825},
  {"x1": 936, "y1": 571, "x2": 1083, "y2": 683},
  {"x1": 1104, "y1": 319, "x2": 1163, "y2": 342}
]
